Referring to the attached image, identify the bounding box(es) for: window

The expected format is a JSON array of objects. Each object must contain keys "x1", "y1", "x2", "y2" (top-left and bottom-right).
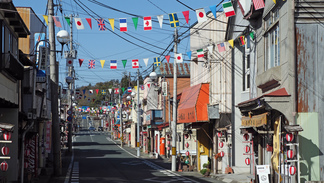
[
  {"x1": 243, "y1": 36, "x2": 251, "y2": 91},
  {"x1": 1, "y1": 23, "x2": 18, "y2": 59},
  {"x1": 264, "y1": 9, "x2": 280, "y2": 70}
]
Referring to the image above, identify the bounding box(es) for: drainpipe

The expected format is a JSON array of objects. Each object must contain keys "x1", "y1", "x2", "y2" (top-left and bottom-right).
[{"x1": 21, "y1": 66, "x2": 36, "y2": 183}]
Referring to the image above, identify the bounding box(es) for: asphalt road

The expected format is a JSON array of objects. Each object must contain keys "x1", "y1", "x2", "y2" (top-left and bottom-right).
[{"x1": 66, "y1": 130, "x2": 217, "y2": 183}]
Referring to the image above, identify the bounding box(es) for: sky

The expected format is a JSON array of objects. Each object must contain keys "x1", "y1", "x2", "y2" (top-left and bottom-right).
[{"x1": 12, "y1": 0, "x2": 223, "y2": 88}]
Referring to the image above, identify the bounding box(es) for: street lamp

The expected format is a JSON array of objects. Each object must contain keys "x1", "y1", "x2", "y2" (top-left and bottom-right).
[
  {"x1": 149, "y1": 71, "x2": 157, "y2": 81},
  {"x1": 57, "y1": 30, "x2": 69, "y2": 55}
]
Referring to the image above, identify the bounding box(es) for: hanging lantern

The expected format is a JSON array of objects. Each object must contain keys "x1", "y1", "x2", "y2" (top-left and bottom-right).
[
  {"x1": 24, "y1": 162, "x2": 29, "y2": 169},
  {"x1": 289, "y1": 166, "x2": 296, "y2": 175},
  {"x1": 245, "y1": 158, "x2": 250, "y2": 165},
  {"x1": 3, "y1": 131, "x2": 11, "y2": 141},
  {"x1": 185, "y1": 151, "x2": 190, "y2": 156},
  {"x1": 286, "y1": 133, "x2": 294, "y2": 142},
  {"x1": 219, "y1": 142, "x2": 224, "y2": 148},
  {"x1": 1, "y1": 147, "x2": 9, "y2": 156},
  {"x1": 287, "y1": 149, "x2": 295, "y2": 159},
  {"x1": 219, "y1": 151, "x2": 225, "y2": 157},
  {"x1": 217, "y1": 132, "x2": 222, "y2": 138},
  {"x1": 243, "y1": 134, "x2": 249, "y2": 141},
  {"x1": 185, "y1": 142, "x2": 189, "y2": 148},
  {"x1": 184, "y1": 134, "x2": 190, "y2": 139},
  {"x1": 0, "y1": 161, "x2": 8, "y2": 172},
  {"x1": 244, "y1": 145, "x2": 250, "y2": 153}
]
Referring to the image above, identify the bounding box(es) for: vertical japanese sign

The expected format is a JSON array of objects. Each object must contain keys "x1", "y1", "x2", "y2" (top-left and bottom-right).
[{"x1": 45, "y1": 121, "x2": 52, "y2": 153}]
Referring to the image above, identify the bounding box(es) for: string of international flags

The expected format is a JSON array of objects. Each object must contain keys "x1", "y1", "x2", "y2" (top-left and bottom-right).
[
  {"x1": 44, "y1": 0, "x2": 265, "y2": 32},
  {"x1": 75, "y1": 85, "x2": 147, "y2": 103},
  {"x1": 54, "y1": 1, "x2": 262, "y2": 68}
]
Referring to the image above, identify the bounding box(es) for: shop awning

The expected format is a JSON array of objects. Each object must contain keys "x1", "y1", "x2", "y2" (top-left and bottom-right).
[{"x1": 177, "y1": 83, "x2": 209, "y2": 123}]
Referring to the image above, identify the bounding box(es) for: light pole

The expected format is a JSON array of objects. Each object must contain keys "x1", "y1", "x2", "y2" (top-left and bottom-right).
[{"x1": 65, "y1": 76, "x2": 73, "y2": 152}]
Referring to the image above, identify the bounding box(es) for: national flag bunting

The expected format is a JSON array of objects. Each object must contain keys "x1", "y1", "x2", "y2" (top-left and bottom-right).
[
  {"x1": 114, "y1": 88, "x2": 119, "y2": 94},
  {"x1": 101, "y1": 90, "x2": 106, "y2": 95},
  {"x1": 154, "y1": 57, "x2": 161, "y2": 67},
  {"x1": 168, "y1": 13, "x2": 179, "y2": 28},
  {"x1": 157, "y1": 15, "x2": 163, "y2": 28},
  {"x1": 140, "y1": 85, "x2": 145, "y2": 90},
  {"x1": 78, "y1": 59, "x2": 84, "y2": 67},
  {"x1": 253, "y1": 0, "x2": 265, "y2": 10},
  {"x1": 239, "y1": 36, "x2": 246, "y2": 46},
  {"x1": 143, "y1": 17, "x2": 152, "y2": 31},
  {"x1": 196, "y1": 8, "x2": 208, "y2": 23},
  {"x1": 132, "y1": 59, "x2": 139, "y2": 68},
  {"x1": 74, "y1": 18, "x2": 84, "y2": 30},
  {"x1": 66, "y1": 58, "x2": 73, "y2": 67},
  {"x1": 175, "y1": 53, "x2": 183, "y2": 63},
  {"x1": 182, "y1": 11, "x2": 189, "y2": 24},
  {"x1": 217, "y1": 43, "x2": 226, "y2": 52},
  {"x1": 96, "y1": 19, "x2": 107, "y2": 31},
  {"x1": 89, "y1": 89, "x2": 93, "y2": 94},
  {"x1": 53, "y1": 16, "x2": 62, "y2": 27},
  {"x1": 88, "y1": 60, "x2": 95, "y2": 69},
  {"x1": 120, "y1": 18, "x2": 127, "y2": 32},
  {"x1": 165, "y1": 55, "x2": 170, "y2": 63},
  {"x1": 222, "y1": 1, "x2": 236, "y2": 17},
  {"x1": 197, "y1": 49, "x2": 204, "y2": 58},
  {"x1": 127, "y1": 87, "x2": 132, "y2": 93},
  {"x1": 110, "y1": 60, "x2": 117, "y2": 69}
]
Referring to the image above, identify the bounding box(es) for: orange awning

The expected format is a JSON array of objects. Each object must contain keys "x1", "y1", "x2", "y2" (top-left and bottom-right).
[{"x1": 177, "y1": 83, "x2": 209, "y2": 123}]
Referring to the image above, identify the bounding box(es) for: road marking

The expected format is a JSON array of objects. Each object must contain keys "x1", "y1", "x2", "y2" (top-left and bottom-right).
[
  {"x1": 70, "y1": 162, "x2": 79, "y2": 183},
  {"x1": 64, "y1": 137, "x2": 76, "y2": 183},
  {"x1": 106, "y1": 136, "x2": 199, "y2": 183}
]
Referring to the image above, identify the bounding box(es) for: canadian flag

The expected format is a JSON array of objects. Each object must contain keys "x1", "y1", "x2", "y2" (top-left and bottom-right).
[
  {"x1": 114, "y1": 88, "x2": 119, "y2": 94},
  {"x1": 74, "y1": 18, "x2": 85, "y2": 30},
  {"x1": 132, "y1": 59, "x2": 139, "y2": 68},
  {"x1": 143, "y1": 17, "x2": 152, "y2": 31}
]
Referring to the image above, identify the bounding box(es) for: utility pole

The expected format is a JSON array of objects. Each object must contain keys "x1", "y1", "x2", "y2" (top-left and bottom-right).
[
  {"x1": 136, "y1": 69, "x2": 140, "y2": 157},
  {"x1": 48, "y1": 0, "x2": 61, "y2": 175},
  {"x1": 119, "y1": 89, "x2": 123, "y2": 147},
  {"x1": 67, "y1": 14, "x2": 73, "y2": 153},
  {"x1": 171, "y1": 28, "x2": 178, "y2": 171}
]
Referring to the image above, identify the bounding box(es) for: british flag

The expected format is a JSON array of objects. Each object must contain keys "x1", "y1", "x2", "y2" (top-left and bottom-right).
[
  {"x1": 88, "y1": 60, "x2": 95, "y2": 69},
  {"x1": 96, "y1": 19, "x2": 107, "y2": 31}
]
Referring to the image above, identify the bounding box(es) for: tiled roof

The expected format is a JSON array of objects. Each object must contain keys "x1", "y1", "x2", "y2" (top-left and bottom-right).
[{"x1": 155, "y1": 63, "x2": 190, "y2": 77}]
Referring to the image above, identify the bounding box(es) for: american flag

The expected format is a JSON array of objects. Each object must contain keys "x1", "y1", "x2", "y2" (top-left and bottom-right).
[
  {"x1": 253, "y1": 0, "x2": 265, "y2": 10},
  {"x1": 96, "y1": 19, "x2": 107, "y2": 31},
  {"x1": 88, "y1": 60, "x2": 95, "y2": 69},
  {"x1": 217, "y1": 43, "x2": 226, "y2": 52}
]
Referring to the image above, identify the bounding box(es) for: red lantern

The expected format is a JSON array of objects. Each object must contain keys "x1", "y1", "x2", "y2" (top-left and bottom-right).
[
  {"x1": 1, "y1": 147, "x2": 9, "y2": 156},
  {"x1": 244, "y1": 145, "x2": 250, "y2": 153},
  {"x1": 24, "y1": 162, "x2": 29, "y2": 169},
  {"x1": 3, "y1": 131, "x2": 11, "y2": 141},
  {"x1": 184, "y1": 134, "x2": 190, "y2": 139},
  {"x1": 243, "y1": 134, "x2": 249, "y2": 141},
  {"x1": 219, "y1": 142, "x2": 224, "y2": 148},
  {"x1": 185, "y1": 142, "x2": 189, "y2": 148},
  {"x1": 289, "y1": 166, "x2": 296, "y2": 175},
  {"x1": 287, "y1": 150, "x2": 294, "y2": 159},
  {"x1": 245, "y1": 158, "x2": 250, "y2": 165},
  {"x1": 217, "y1": 132, "x2": 222, "y2": 138},
  {"x1": 286, "y1": 133, "x2": 294, "y2": 142},
  {"x1": 185, "y1": 151, "x2": 190, "y2": 156},
  {"x1": 219, "y1": 151, "x2": 225, "y2": 157},
  {"x1": 0, "y1": 161, "x2": 8, "y2": 171}
]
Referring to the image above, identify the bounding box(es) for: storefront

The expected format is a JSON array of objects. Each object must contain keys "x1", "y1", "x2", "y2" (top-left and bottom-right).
[
  {"x1": 177, "y1": 83, "x2": 210, "y2": 171},
  {"x1": 237, "y1": 88, "x2": 302, "y2": 182}
]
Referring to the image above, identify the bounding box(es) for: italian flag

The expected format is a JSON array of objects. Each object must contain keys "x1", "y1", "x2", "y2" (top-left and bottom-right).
[
  {"x1": 222, "y1": 1, "x2": 235, "y2": 17},
  {"x1": 197, "y1": 49, "x2": 204, "y2": 58}
]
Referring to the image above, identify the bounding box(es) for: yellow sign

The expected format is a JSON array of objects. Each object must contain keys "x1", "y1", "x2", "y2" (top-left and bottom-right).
[{"x1": 241, "y1": 113, "x2": 268, "y2": 127}]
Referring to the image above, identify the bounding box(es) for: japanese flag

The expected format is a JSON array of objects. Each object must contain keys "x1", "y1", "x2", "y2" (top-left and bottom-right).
[
  {"x1": 66, "y1": 58, "x2": 73, "y2": 67},
  {"x1": 174, "y1": 53, "x2": 183, "y2": 63},
  {"x1": 74, "y1": 18, "x2": 85, "y2": 30},
  {"x1": 196, "y1": 8, "x2": 208, "y2": 23}
]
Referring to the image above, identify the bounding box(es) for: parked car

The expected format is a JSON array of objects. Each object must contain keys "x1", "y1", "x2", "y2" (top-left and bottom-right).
[
  {"x1": 98, "y1": 127, "x2": 104, "y2": 131},
  {"x1": 89, "y1": 126, "x2": 96, "y2": 131}
]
